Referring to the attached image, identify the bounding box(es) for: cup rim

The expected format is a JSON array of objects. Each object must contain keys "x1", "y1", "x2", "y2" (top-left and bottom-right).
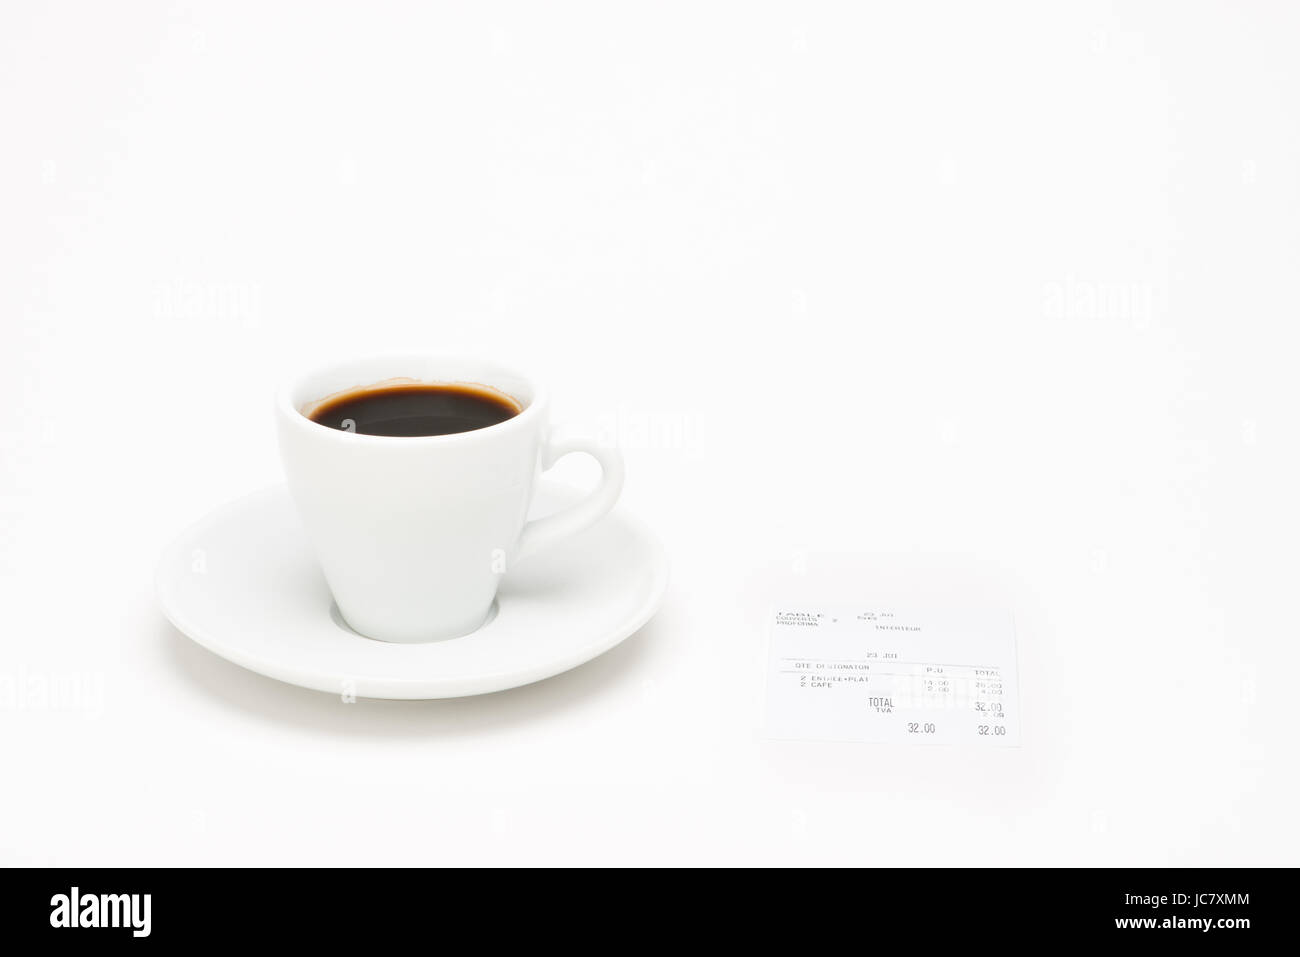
[{"x1": 275, "y1": 353, "x2": 548, "y2": 446}]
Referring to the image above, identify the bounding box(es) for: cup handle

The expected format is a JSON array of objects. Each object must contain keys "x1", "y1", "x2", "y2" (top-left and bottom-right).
[{"x1": 513, "y1": 426, "x2": 625, "y2": 564}]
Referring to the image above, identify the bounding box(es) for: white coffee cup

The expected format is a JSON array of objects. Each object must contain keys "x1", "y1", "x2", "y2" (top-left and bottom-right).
[{"x1": 276, "y1": 355, "x2": 624, "y2": 643}]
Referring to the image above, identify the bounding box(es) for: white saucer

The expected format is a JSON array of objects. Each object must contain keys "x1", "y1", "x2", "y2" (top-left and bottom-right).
[{"x1": 155, "y1": 481, "x2": 669, "y2": 699}]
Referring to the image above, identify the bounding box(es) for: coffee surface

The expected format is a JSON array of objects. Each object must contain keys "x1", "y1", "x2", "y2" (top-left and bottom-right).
[{"x1": 308, "y1": 383, "x2": 521, "y2": 436}]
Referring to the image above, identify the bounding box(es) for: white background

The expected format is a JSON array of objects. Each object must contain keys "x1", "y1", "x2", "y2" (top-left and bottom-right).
[{"x1": 2, "y1": 1, "x2": 1297, "y2": 866}]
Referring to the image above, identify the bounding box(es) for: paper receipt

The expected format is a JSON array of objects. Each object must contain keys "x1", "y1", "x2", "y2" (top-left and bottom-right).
[{"x1": 765, "y1": 602, "x2": 1021, "y2": 746}]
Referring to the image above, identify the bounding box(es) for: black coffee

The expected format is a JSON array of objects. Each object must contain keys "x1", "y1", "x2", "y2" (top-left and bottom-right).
[{"x1": 308, "y1": 383, "x2": 521, "y2": 437}]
